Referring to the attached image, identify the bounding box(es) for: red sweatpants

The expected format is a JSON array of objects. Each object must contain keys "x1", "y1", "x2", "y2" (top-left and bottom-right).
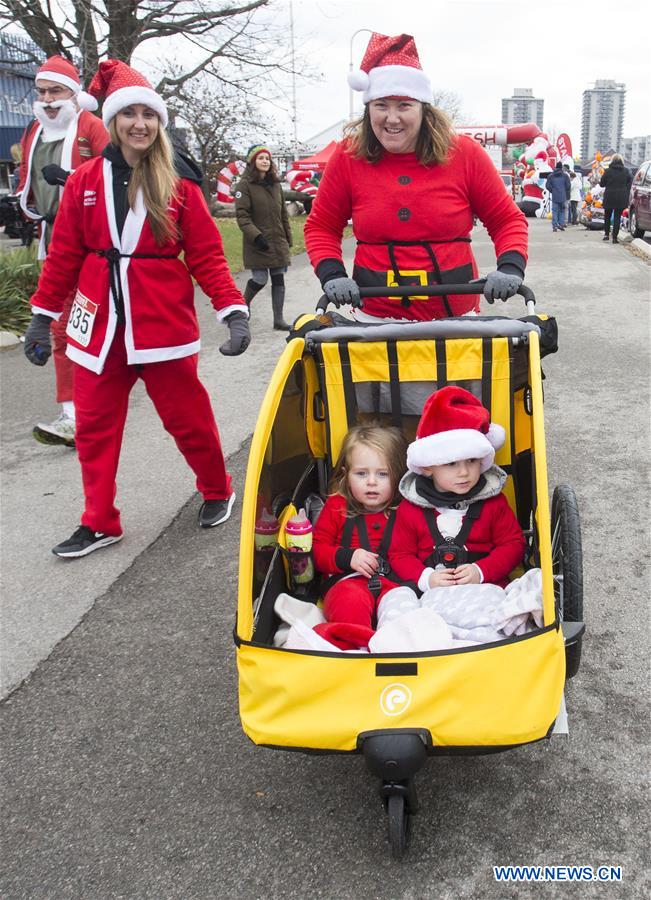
[
  {"x1": 51, "y1": 290, "x2": 75, "y2": 403},
  {"x1": 73, "y1": 335, "x2": 232, "y2": 535}
]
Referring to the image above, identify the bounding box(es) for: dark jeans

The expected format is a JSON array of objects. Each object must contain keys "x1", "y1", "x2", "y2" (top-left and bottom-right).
[
  {"x1": 569, "y1": 200, "x2": 579, "y2": 224},
  {"x1": 603, "y1": 207, "x2": 624, "y2": 239}
]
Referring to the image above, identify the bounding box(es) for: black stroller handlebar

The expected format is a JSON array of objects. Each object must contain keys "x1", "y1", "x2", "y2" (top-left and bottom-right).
[{"x1": 316, "y1": 280, "x2": 536, "y2": 313}]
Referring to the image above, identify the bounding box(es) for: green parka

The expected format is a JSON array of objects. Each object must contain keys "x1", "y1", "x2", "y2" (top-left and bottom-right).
[{"x1": 234, "y1": 175, "x2": 292, "y2": 269}]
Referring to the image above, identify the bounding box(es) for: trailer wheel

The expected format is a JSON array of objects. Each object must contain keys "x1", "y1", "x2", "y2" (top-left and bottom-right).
[
  {"x1": 551, "y1": 484, "x2": 584, "y2": 678},
  {"x1": 387, "y1": 794, "x2": 410, "y2": 860}
]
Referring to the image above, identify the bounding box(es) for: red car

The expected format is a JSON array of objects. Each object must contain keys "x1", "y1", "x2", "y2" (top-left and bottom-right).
[{"x1": 629, "y1": 160, "x2": 651, "y2": 238}]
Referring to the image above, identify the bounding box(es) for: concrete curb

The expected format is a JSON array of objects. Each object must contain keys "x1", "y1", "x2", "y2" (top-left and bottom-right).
[
  {"x1": 630, "y1": 237, "x2": 651, "y2": 260},
  {"x1": 0, "y1": 330, "x2": 20, "y2": 348}
]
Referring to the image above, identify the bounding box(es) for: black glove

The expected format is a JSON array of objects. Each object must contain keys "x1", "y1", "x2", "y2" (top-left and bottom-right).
[
  {"x1": 253, "y1": 234, "x2": 270, "y2": 251},
  {"x1": 24, "y1": 313, "x2": 52, "y2": 366},
  {"x1": 219, "y1": 311, "x2": 251, "y2": 357},
  {"x1": 323, "y1": 276, "x2": 361, "y2": 308},
  {"x1": 41, "y1": 164, "x2": 70, "y2": 187},
  {"x1": 481, "y1": 270, "x2": 523, "y2": 303}
]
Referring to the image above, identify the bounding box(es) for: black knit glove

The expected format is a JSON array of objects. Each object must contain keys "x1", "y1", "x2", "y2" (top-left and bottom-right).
[
  {"x1": 24, "y1": 313, "x2": 52, "y2": 366},
  {"x1": 253, "y1": 234, "x2": 269, "y2": 251},
  {"x1": 219, "y1": 312, "x2": 251, "y2": 357},
  {"x1": 41, "y1": 164, "x2": 70, "y2": 187}
]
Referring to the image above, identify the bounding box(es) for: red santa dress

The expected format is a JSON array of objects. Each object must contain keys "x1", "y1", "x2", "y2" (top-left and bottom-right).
[
  {"x1": 312, "y1": 493, "x2": 401, "y2": 647},
  {"x1": 305, "y1": 136, "x2": 528, "y2": 321}
]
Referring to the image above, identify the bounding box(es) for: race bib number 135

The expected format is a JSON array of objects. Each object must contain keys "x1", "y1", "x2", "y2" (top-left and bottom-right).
[{"x1": 66, "y1": 290, "x2": 98, "y2": 348}]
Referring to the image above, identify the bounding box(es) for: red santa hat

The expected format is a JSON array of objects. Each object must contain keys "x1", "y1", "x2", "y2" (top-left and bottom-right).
[
  {"x1": 348, "y1": 33, "x2": 432, "y2": 105},
  {"x1": 87, "y1": 59, "x2": 168, "y2": 127},
  {"x1": 35, "y1": 55, "x2": 98, "y2": 112},
  {"x1": 407, "y1": 386, "x2": 505, "y2": 475}
]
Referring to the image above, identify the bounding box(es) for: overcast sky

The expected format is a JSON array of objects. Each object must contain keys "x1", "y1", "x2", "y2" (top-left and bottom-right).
[{"x1": 266, "y1": 0, "x2": 649, "y2": 149}]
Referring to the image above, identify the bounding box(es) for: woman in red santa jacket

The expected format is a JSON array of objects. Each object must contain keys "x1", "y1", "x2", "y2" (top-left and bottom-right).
[
  {"x1": 24, "y1": 59, "x2": 251, "y2": 558},
  {"x1": 389, "y1": 387, "x2": 526, "y2": 591},
  {"x1": 304, "y1": 32, "x2": 528, "y2": 321}
]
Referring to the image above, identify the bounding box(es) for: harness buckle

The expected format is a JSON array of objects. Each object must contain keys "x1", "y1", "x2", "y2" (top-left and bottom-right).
[
  {"x1": 386, "y1": 269, "x2": 428, "y2": 302},
  {"x1": 435, "y1": 542, "x2": 467, "y2": 568}
]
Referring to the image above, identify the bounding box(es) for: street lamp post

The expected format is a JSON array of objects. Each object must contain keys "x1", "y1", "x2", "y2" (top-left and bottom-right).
[{"x1": 348, "y1": 28, "x2": 373, "y2": 121}]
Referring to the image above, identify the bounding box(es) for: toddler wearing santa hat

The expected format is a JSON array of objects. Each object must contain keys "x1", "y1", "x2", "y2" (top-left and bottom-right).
[{"x1": 389, "y1": 386, "x2": 526, "y2": 591}]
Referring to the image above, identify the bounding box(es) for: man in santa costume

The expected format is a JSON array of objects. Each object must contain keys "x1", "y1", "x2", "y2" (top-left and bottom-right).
[
  {"x1": 389, "y1": 386, "x2": 526, "y2": 590},
  {"x1": 19, "y1": 56, "x2": 108, "y2": 447},
  {"x1": 305, "y1": 32, "x2": 528, "y2": 321},
  {"x1": 24, "y1": 59, "x2": 249, "y2": 558}
]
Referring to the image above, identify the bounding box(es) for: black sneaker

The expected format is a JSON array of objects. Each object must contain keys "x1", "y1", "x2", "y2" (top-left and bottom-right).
[
  {"x1": 52, "y1": 525, "x2": 123, "y2": 558},
  {"x1": 198, "y1": 493, "x2": 236, "y2": 528}
]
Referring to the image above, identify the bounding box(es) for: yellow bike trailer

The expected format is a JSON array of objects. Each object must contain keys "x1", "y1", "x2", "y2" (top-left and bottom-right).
[{"x1": 234, "y1": 283, "x2": 584, "y2": 858}]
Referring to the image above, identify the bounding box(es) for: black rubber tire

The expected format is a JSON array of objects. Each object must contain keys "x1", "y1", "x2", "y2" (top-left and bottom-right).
[
  {"x1": 629, "y1": 207, "x2": 645, "y2": 239},
  {"x1": 387, "y1": 794, "x2": 410, "y2": 860},
  {"x1": 551, "y1": 484, "x2": 584, "y2": 678}
]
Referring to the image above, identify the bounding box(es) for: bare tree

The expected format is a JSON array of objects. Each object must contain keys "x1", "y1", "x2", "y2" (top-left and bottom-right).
[
  {"x1": 0, "y1": 1, "x2": 296, "y2": 103},
  {"x1": 168, "y1": 76, "x2": 261, "y2": 189},
  {"x1": 431, "y1": 88, "x2": 463, "y2": 123}
]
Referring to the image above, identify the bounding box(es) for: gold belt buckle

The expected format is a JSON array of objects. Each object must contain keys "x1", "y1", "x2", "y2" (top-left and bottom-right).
[{"x1": 387, "y1": 269, "x2": 428, "y2": 302}]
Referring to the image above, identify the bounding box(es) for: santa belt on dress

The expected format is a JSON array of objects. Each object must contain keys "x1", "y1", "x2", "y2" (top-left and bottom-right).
[
  {"x1": 91, "y1": 247, "x2": 177, "y2": 322},
  {"x1": 356, "y1": 237, "x2": 472, "y2": 316}
]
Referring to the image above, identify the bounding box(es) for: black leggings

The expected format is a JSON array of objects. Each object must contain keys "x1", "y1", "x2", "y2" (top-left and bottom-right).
[{"x1": 603, "y1": 207, "x2": 624, "y2": 239}]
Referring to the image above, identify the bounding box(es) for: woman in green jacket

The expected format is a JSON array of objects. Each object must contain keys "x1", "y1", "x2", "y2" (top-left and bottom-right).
[{"x1": 235, "y1": 144, "x2": 292, "y2": 330}]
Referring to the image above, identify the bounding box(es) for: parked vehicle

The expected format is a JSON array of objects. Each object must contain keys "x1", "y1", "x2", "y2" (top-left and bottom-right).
[{"x1": 628, "y1": 160, "x2": 651, "y2": 238}]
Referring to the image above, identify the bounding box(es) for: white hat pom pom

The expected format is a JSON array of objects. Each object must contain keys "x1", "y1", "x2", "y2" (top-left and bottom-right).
[
  {"x1": 77, "y1": 91, "x2": 98, "y2": 112},
  {"x1": 347, "y1": 69, "x2": 369, "y2": 92},
  {"x1": 487, "y1": 423, "x2": 506, "y2": 450}
]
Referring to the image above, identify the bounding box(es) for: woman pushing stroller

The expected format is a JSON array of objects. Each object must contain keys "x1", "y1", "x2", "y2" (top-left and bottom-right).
[{"x1": 305, "y1": 31, "x2": 528, "y2": 321}]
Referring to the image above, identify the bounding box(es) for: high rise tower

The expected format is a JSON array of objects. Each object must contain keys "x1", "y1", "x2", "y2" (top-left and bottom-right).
[
  {"x1": 581, "y1": 80, "x2": 626, "y2": 160},
  {"x1": 501, "y1": 88, "x2": 544, "y2": 131}
]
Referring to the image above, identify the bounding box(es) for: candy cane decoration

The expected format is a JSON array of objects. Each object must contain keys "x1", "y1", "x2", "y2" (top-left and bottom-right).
[
  {"x1": 216, "y1": 160, "x2": 245, "y2": 203},
  {"x1": 285, "y1": 168, "x2": 319, "y2": 197}
]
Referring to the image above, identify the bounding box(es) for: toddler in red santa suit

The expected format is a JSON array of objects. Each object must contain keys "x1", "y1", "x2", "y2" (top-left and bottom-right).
[
  {"x1": 311, "y1": 424, "x2": 421, "y2": 651},
  {"x1": 26, "y1": 59, "x2": 250, "y2": 558},
  {"x1": 389, "y1": 386, "x2": 526, "y2": 592}
]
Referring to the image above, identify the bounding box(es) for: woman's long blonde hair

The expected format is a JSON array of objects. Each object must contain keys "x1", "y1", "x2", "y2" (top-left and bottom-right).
[
  {"x1": 329, "y1": 424, "x2": 407, "y2": 515},
  {"x1": 109, "y1": 117, "x2": 178, "y2": 245},
  {"x1": 343, "y1": 102, "x2": 456, "y2": 166}
]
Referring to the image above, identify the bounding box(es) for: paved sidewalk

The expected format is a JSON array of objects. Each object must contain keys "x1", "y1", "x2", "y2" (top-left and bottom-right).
[{"x1": 0, "y1": 242, "x2": 345, "y2": 697}]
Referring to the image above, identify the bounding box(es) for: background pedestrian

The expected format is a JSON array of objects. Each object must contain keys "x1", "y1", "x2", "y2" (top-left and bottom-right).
[
  {"x1": 235, "y1": 145, "x2": 293, "y2": 331},
  {"x1": 600, "y1": 154, "x2": 632, "y2": 244},
  {"x1": 19, "y1": 56, "x2": 108, "y2": 447}
]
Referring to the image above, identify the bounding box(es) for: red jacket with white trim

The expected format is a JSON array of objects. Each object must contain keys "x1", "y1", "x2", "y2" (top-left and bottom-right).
[
  {"x1": 30, "y1": 155, "x2": 246, "y2": 373},
  {"x1": 389, "y1": 493, "x2": 525, "y2": 588},
  {"x1": 305, "y1": 136, "x2": 528, "y2": 320},
  {"x1": 17, "y1": 110, "x2": 109, "y2": 202}
]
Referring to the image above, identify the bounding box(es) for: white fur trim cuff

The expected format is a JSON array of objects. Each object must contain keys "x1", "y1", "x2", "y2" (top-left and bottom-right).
[
  {"x1": 407, "y1": 428, "x2": 496, "y2": 474},
  {"x1": 31, "y1": 305, "x2": 61, "y2": 321},
  {"x1": 215, "y1": 304, "x2": 249, "y2": 323},
  {"x1": 363, "y1": 64, "x2": 432, "y2": 104},
  {"x1": 36, "y1": 71, "x2": 80, "y2": 93},
  {"x1": 101, "y1": 86, "x2": 168, "y2": 127}
]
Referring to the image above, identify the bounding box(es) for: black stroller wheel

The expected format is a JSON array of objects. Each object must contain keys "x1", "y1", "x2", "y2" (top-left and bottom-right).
[
  {"x1": 551, "y1": 484, "x2": 584, "y2": 678},
  {"x1": 387, "y1": 794, "x2": 410, "y2": 860}
]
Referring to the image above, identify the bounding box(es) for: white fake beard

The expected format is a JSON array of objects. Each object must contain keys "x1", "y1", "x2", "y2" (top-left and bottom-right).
[{"x1": 33, "y1": 98, "x2": 78, "y2": 142}]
